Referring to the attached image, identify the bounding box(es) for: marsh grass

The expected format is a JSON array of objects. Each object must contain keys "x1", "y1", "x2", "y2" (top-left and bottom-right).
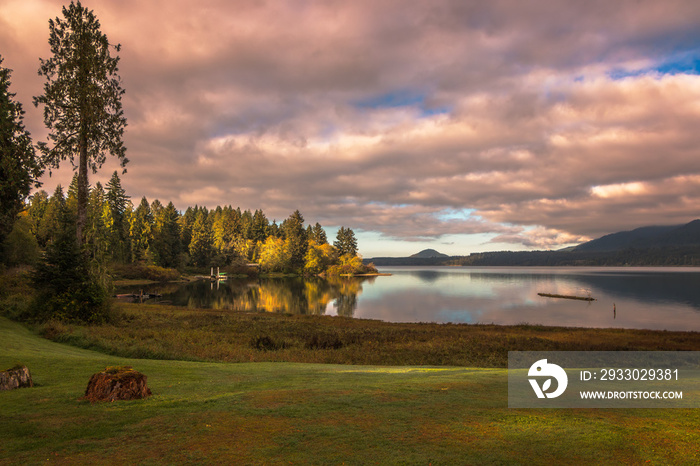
[{"x1": 35, "y1": 302, "x2": 700, "y2": 367}]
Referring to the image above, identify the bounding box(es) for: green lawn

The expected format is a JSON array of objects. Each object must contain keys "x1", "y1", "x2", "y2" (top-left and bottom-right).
[{"x1": 1, "y1": 316, "x2": 699, "y2": 465}]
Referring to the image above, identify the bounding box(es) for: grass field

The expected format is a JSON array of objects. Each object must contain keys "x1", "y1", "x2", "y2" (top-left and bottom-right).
[{"x1": 2, "y1": 315, "x2": 700, "y2": 465}]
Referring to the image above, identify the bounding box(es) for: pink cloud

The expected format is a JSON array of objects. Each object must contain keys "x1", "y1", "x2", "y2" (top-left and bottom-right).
[{"x1": 4, "y1": 0, "x2": 700, "y2": 251}]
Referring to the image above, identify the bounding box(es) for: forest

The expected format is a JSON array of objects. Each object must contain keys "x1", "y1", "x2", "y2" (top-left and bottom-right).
[{"x1": 3, "y1": 171, "x2": 374, "y2": 277}]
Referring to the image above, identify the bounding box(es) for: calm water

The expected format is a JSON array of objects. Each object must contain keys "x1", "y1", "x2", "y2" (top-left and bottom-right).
[{"x1": 118, "y1": 266, "x2": 700, "y2": 331}]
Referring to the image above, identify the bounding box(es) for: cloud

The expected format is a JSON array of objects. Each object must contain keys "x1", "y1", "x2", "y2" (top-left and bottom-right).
[{"x1": 5, "y1": 0, "x2": 700, "y2": 250}]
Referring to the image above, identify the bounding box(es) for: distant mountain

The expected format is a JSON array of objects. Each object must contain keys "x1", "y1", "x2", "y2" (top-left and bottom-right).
[
  {"x1": 410, "y1": 249, "x2": 449, "y2": 259},
  {"x1": 366, "y1": 220, "x2": 700, "y2": 267},
  {"x1": 366, "y1": 249, "x2": 456, "y2": 266},
  {"x1": 574, "y1": 220, "x2": 700, "y2": 252}
]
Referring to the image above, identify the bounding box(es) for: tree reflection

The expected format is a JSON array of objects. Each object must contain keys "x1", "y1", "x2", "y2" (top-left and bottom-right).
[{"x1": 129, "y1": 276, "x2": 367, "y2": 316}]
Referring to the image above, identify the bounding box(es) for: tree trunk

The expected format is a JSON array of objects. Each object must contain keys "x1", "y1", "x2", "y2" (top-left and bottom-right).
[{"x1": 76, "y1": 134, "x2": 88, "y2": 246}]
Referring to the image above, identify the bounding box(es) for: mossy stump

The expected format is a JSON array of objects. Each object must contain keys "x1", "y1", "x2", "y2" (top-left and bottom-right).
[
  {"x1": 0, "y1": 365, "x2": 33, "y2": 390},
  {"x1": 84, "y1": 366, "x2": 152, "y2": 403}
]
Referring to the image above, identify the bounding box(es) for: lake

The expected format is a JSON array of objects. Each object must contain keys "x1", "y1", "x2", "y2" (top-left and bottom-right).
[{"x1": 117, "y1": 266, "x2": 700, "y2": 331}]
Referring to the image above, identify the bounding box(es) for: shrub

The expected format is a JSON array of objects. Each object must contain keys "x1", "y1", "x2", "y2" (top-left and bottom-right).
[
  {"x1": 33, "y1": 281, "x2": 111, "y2": 324},
  {"x1": 249, "y1": 335, "x2": 286, "y2": 351},
  {"x1": 0, "y1": 271, "x2": 33, "y2": 320},
  {"x1": 305, "y1": 332, "x2": 344, "y2": 350},
  {"x1": 112, "y1": 264, "x2": 180, "y2": 282}
]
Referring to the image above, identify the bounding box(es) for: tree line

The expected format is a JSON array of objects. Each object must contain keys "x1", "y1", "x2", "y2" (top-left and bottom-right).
[{"x1": 13, "y1": 171, "x2": 373, "y2": 276}]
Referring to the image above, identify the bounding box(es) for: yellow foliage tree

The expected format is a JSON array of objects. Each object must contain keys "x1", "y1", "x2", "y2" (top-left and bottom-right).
[{"x1": 258, "y1": 236, "x2": 290, "y2": 272}]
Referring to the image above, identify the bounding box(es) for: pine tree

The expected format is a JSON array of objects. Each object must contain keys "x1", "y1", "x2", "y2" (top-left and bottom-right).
[
  {"x1": 105, "y1": 171, "x2": 130, "y2": 262},
  {"x1": 150, "y1": 200, "x2": 181, "y2": 268},
  {"x1": 37, "y1": 185, "x2": 66, "y2": 247},
  {"x1": 34, "y1": 1, "x2": 127, "y2": 245},
  {"x1": 311, "y1": 222, "x2": 328, "y2": 244},
  {"x1": 189, "y1": 208, "x2": 213, "y2": 267},
  {"x1": 0, "y1": 56, "x2": 43, "y2": 245},
  {"x1": 129, "y1": 197, "x2": 152, "y2": 263},
  {"x1": 179, "y1": 206, "x2": 197, "y2": 253},
  {"x1": 27, "y1": 190, "x2": 49, "y2": 240},
  {"x1": 251, "y1": 209, "x2": 269, "y2": 244},
  {"x1": 31, "y1": 194, "x2": 110, "y2": 323},
  {"x1": 334, "y1": 226, "x2": 358, "y2": 257},
  {"x1": 282, "y1": 210, "x2": 308, "y2": 271}
]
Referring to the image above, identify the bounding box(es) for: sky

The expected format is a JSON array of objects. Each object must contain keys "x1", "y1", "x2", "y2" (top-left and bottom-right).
[{"x1": 2, "y1": 0, "x2": 700, "y2": 257}]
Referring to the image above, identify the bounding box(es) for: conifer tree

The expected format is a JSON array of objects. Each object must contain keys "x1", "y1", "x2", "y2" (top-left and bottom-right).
[
  {"x1": 189, "y1": 208, "x2": 213, "y2": 267},
  {"x1": 282, "y1": 210, "x2": 308, "y2": 271},
  {"x1": 0, "y1": 56, "x2": 43, "y2": 245},
  {"x1": 151, "y1": 200, "x2": 181, "y2": 268},
  {"x1": 129, "y1": 197, "x2": 152, "y2": 262},
  {"x1": 32, "y1": 198, "x2": 110, "y2": 323},
  {"x1": 311, "y1": 222, "x2": 328, "y2": 244},
  {"x1": 105, "y1": 171, "x2": 129, "y2": 262},
  {"x1": 334, "y1": 226, "x2": 358, "y2": 257},
  {"x1": 34, "y1": 1, "x2": 127, "y2": 245},
  {"x1": 27, "y1": 190, "x2": 49, "y2": 240},
  {"x1": 37, "y1": 185, "x2": 66, "y2": 246}
]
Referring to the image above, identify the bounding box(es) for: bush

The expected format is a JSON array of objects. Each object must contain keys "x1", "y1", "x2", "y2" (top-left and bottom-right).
[
  {"x1": 1, "y1": 216, "x2": 40, "y2": 267},
  {"x1": 305, "y1": 332, "x2": 344, "y2": 350},
  {"x1": 33, "y1": 282, "x2": 111, "y2": 324},
  {"x1": 249, "y1": 335, "x2": 286, "y2": 351},
  {"x1": 112, "y1": 264, "x2": 180, "y2": 282},
  {"x1": 0, "y1": 272, "x2": 33, "y2": 320}
]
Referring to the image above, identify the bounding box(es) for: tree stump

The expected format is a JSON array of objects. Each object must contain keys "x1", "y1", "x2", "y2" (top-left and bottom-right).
[
  {"x1": 0, "y1": 365, "x2": 33, "y2": 390},
  {"x1": 84, "y1": 366, "x2": 152, "y2": 403}
]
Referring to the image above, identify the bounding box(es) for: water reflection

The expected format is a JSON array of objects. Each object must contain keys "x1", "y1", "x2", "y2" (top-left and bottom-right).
[
  {"x1": 120, "y1": 276, "x2": 366, "y2": 316},
  {"x1": 353, "y1": 267, "x2": 700, "y2": 331},
  {"x1": 117, "y1": 267, "x2": 700, "y2": 331}
]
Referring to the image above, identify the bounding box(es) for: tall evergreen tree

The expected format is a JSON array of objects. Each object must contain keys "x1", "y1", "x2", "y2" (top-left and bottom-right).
[
  {"x1": 85, "y1": 182, "x2": 111, "y2": 287},
  {"x1": 37, "y1": 185, "x2": 66, "y2": 247},
  {"x1": 32, "y1": 198, "x2": 109, "y2": 323},
  {"x1": 282, "y1": 210, "x2": 308, "y2": 271},
  {"x1": 27, "y1": 190, "x2": 49, "y2": 240},
  {"x1": 179, "y1": 206, "x2": 197, "y2": 253},
  {"x1": 150, "y1": 200, "x2": 181, "y2": 268},
  {"x1": 129, "y1": 197, "x2": 152, "y2": 263},
  {"x1": 189, "y1": 208, "x2": 213, "y2": 267},
  {"x1": 106, "y1": 171, "x2": 128, "y2": 217},
  {"x1": 0, "y1": 56, "x2": 43, "y2": 245},
  {"x1": 34, "y1": 1, "x2": 127, "y2": 245},
  {"x1": 311, "y1": 222, "x2": 328, "y2": 244},
  {"x1": 334, "y1": 226, "x2": 358, "y2": 257},
  {"x1": 251, "y1": 209, "x2": 269, "y2": 244},
  {"x1": 105, "y1": 171, "x2": 129, "y2": 262}
]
